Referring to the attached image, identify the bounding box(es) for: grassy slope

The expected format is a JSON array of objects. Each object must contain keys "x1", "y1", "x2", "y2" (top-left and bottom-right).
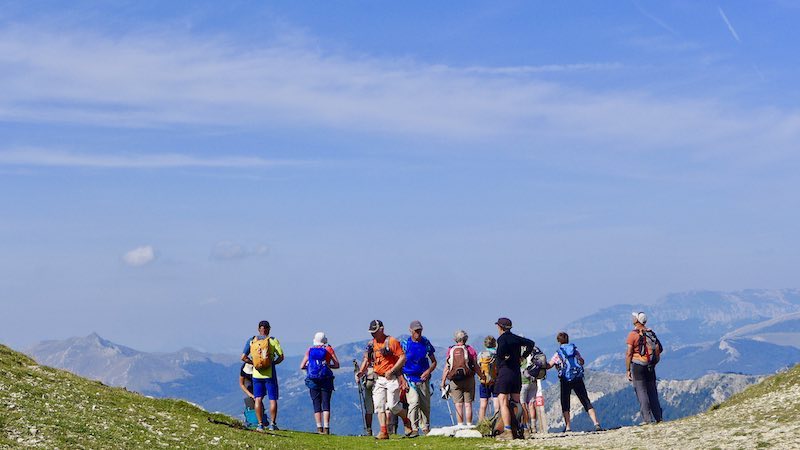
[
  {"x1": 3, "y1": 342, "x2": 797, "y2": 449},
  {"x1": 0, "y1": 345, "x2": 486, "y2": 450}
]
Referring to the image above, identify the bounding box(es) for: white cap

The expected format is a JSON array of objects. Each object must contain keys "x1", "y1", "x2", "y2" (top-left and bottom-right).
[
  {"x1": 243, "y1": 363, "x2": 254, "y2": 375},
  {"x1": 632, "y1": 311, "x2": 648, "y2": 324},
  {"x1": 313, "y1": 331, "x2": 328, "y2": 346}
]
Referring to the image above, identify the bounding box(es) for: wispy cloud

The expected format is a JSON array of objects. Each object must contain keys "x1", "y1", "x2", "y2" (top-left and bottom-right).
[
  {"x1": 633, "y1": 1, "x2": 679, "y2": 36},
  {"x1": 0, "y1": 149, "x2": 302, "y2": 169},
  {"x1": 210, "y1": 241, "x2": 269, "y2": 261},
  {"x1": 122, "y1": 245, "x2": 156, "y2": 267},
  {"x1": 718, "y1": 7, "x2": 742, "y2": 43},
  {"x1": 459, "y1": 63, "x2": 624, "y2": 75},
  {"x1": 0, "y1": 23, "x2": 796, "y2": 164}
]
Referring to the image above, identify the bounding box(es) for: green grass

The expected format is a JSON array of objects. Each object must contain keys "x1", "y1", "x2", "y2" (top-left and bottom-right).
[
  {"x1": 0, "y1": 344, "x2": 501, "y2": 449},
  {"x1": 710, "y1": 364, "x2": 799, "y2": 410},
  {"x1": 3, "y1": 343, "x2": 797, "y2": 449}
]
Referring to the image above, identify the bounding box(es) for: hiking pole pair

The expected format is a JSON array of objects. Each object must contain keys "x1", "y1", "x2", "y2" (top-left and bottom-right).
[
  {"x1": 353, "y1": 360, "x2": 368, "y2": 436},
  {"x1": 440, "y1": 383, "x2": 455, "y2": 426}
]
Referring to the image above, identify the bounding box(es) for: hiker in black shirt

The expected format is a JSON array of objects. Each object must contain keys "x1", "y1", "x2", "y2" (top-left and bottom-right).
[{"x1": 493, "y1": 317, "x2": 534, "y2": 440}]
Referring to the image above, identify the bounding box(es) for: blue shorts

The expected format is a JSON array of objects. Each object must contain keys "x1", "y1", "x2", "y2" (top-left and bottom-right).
[
  {"x1": 479, "y1": 383, "x2": 497, "y2": 399},
  {"x1": 253, "y1": 376, "x2": 279, "y2": 401}
]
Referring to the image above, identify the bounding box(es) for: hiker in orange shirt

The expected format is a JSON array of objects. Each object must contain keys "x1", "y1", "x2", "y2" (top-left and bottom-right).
[{"x1": 356, "y1": 320, "x2": 417, "y2": 439}]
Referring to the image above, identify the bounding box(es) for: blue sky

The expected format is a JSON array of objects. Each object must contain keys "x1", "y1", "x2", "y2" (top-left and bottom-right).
[{"x1": 1, "y1": 1, "x2": 798, "y2": 354}]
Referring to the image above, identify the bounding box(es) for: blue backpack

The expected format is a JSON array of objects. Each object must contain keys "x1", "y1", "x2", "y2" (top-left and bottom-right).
[
  {"x1": 307, "y1": 346, "x2": 333, "y2": 380},
  {"x1": 557, "y1": 343, "x2": 584, "y2": 382}
]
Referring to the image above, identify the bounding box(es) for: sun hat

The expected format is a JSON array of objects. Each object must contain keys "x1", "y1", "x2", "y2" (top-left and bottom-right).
[{"x1": 313, "y1": 331, "x2": 328, "y2": 346}]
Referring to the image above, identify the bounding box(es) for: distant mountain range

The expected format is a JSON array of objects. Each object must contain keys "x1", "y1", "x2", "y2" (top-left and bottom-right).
[
  {"x1": 23, "y1": 288, "x2": 800, "y2": 435},
  {"x1": 550, "y1": 289, "x2": 800, "y2": 379}
]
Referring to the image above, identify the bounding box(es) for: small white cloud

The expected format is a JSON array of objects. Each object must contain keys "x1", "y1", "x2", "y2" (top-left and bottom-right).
[
  {"x1": 122, "y1": 245, "x2": 156, "y2": 267},
  {"x1": 211, "y1": 241, "x2": 269, "y2": 261}
]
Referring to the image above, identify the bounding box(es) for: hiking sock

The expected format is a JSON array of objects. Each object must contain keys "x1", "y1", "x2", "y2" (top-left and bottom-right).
[
  {"x1": 323, "y1": 420, "x2": 329, "y2": 428},
  {"x1": 380, "y1": 425, "x2": 388, "y2": 435},
  {"x1": 402, "y1": 418, "x2": 412, "y2": 428},
  {"x1": 316, "y1": 422, "x2": 322, "y2": 428}
]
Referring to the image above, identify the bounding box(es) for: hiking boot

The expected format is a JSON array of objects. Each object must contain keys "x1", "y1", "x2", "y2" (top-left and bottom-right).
[
  {"x1": 255, "y1": 425, "x2": 265, "y2": 433},
  {"x1": 364, "y1": 428, "x2": 372, "y2": 436},
  {"x1": 595, "y1": 424, "x2": 604, "y2": 432},
  {"x1": 323, "y1": 427, "x2": 330, "y2": 435},
  {"x1": 496, "y1": 429, "x2": 514, "y2": 440},
  {"x1": 376, "y1": 430, "x2": 390, "y2": 440},
  {"x1": 268, "y1": 424, "x2": 279, "y2": 431},
  {"x1": 523, "y1": 428, "x2": 532, "y2": 439},
  {"x1": 404, "y1": 429, "x2": 419, "y2": 438},
  {"x1": 317, "y1": 426, "x2": 324, "y2": 434}
]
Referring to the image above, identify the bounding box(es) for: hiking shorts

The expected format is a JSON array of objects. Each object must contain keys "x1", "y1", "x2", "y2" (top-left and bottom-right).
[
  {"x1": 449, "y1": 376, "x2": 475, "y2": 403},
  {"x1": 479, "y1": 383, "x2": 497, "y2": 399},
  {"x1": 521, "y1": 381, "x2": 538, "y2": 403},
  {"x1": 494, "y1": 367, "x2": 522, "y2": 395},
  {"x1": 372, "y1": 376, "x2": 401, "y2": 414},
  {"x1": 364, "y1": 384, "x2": 374, "y2": 413},
  {"x1": 253, "y1": 376, "x2": 279, "y2": 401}
]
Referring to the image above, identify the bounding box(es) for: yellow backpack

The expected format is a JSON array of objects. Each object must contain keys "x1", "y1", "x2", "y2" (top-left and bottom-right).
[{"x1": 250, "y1": 337, "x2": 273, "y2": 370}]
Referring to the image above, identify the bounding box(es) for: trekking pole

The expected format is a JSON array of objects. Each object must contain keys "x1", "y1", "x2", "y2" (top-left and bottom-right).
[
  {"x1": 353, "y1": 360, "x2": 368, "y2": 435},
  {"x1": 534, "y1": 379, "x2": 547, "y2": 433},
  {"x1": 441, "y1": 384, "x2": 455, "y2": 426}
]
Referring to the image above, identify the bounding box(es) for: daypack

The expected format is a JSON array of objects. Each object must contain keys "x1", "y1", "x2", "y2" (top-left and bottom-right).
[
  {"x1": 243, "y1": 397, "x2": 258, "y2": 429},
  {"x1": 250, "y1": 337, "x2": 273, "y2": 371},
  {"x1": 557, "y1": 343, "x2": 584, "y2": 382},
  {"x1": 485, "y1": 400, "x2": 525, "y2": 439},
  {"x1": 366, "y1": 337, "x2": 392, "y2": 364},
  {"x1": 523, "y1": 346, "x2": 548, "y2": 380},
  {"x1": 478, "y1": 350, "x2": 497, "y2": 385},
  {"x1": 446, "y1": 345, "x2": 473, "y2": 381},
  {"x1": 306, "y1": 346, "x2": 334, "y2": 380},
  {"x1": 638, "y1": 329, "x2": 663, "y2": 367}
]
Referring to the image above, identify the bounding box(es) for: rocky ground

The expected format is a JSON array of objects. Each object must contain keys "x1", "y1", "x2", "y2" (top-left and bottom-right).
[{"x1": 488, "y1": 371, "x2": 800, "y2": 449}]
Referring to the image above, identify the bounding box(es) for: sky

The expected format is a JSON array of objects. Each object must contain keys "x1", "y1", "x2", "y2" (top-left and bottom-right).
[{"x1": 1, "y1": 0, "x2": 799, "y2": 355}]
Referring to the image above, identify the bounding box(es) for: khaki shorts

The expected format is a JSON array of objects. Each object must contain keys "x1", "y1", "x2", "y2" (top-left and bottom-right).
[
  {"x1": 521, "y1": 381, "x2": 538, "y2": 403},
  {"x1": 449, "y1": 376, "x2": 475, "y2": 403},
  {"x1": 372, "y1": 376, "x2": 401, "y2": 413}
]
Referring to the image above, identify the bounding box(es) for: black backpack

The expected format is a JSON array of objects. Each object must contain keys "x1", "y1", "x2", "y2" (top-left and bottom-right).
[{"x1": 638, "y1": 329, "x2": 663, "y2": 367}]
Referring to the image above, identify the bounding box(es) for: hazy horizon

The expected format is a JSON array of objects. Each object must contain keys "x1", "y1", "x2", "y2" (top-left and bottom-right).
[{"x1": 2, "y1": 1, "x2": 799, "y2": 353}]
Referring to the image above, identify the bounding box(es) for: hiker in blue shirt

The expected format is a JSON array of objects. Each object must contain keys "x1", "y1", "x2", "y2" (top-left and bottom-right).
[{"x1": 401, "y1": 320, "x2": 437, "y2": 435}]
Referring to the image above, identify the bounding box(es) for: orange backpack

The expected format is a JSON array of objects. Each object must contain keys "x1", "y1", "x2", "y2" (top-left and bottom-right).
[{"x1": 250, "y1": 337, "x2": 273, "y2": 370}]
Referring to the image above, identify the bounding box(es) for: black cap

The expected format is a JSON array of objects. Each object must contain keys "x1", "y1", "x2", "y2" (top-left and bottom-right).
[
  {"x1": 495, "y1": 317, "x2": 512, "y2": 329},
  {"x1": 258, "y1": 320, "x2": 270, "y2": 330},
  {"x1": 368, "y1": 319, "x2": 384, "y2": 333}
]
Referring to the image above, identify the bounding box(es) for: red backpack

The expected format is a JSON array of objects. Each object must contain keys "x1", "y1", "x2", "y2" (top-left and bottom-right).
[{"x1": 446, "y1": 345, "x2": 474, "y2": 381}]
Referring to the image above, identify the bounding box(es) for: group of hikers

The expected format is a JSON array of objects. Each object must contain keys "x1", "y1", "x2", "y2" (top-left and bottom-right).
[{"x1": 238, "y1": 312, "x2": 664, "y2": 439}]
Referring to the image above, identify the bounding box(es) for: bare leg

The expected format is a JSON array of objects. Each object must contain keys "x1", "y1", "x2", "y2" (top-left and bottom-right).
[
  {"x1": 269, "y1": 400, "x2": 278, "y2": 425},
  {"x1": 255, "y1": 397, "x2": 265, "y2": 426},
  {"x1": 455, "y1": 401, "x2": 465, "y2": 424},
  {"x1": 498, "y1": 393, "x2": 511, "y2": 430},
  {"x1": 479, "y1": 398, "x2": 488, "y2": 422},
  {"x1": 587, "y1": 408, "x2": 600, "y2": 426},
  {"x1": 562, "y1": 411, "x2": 571, "y2": 431},
  {"x1": 465, "y1": 402, "x2": 473, "y2": 424}
]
